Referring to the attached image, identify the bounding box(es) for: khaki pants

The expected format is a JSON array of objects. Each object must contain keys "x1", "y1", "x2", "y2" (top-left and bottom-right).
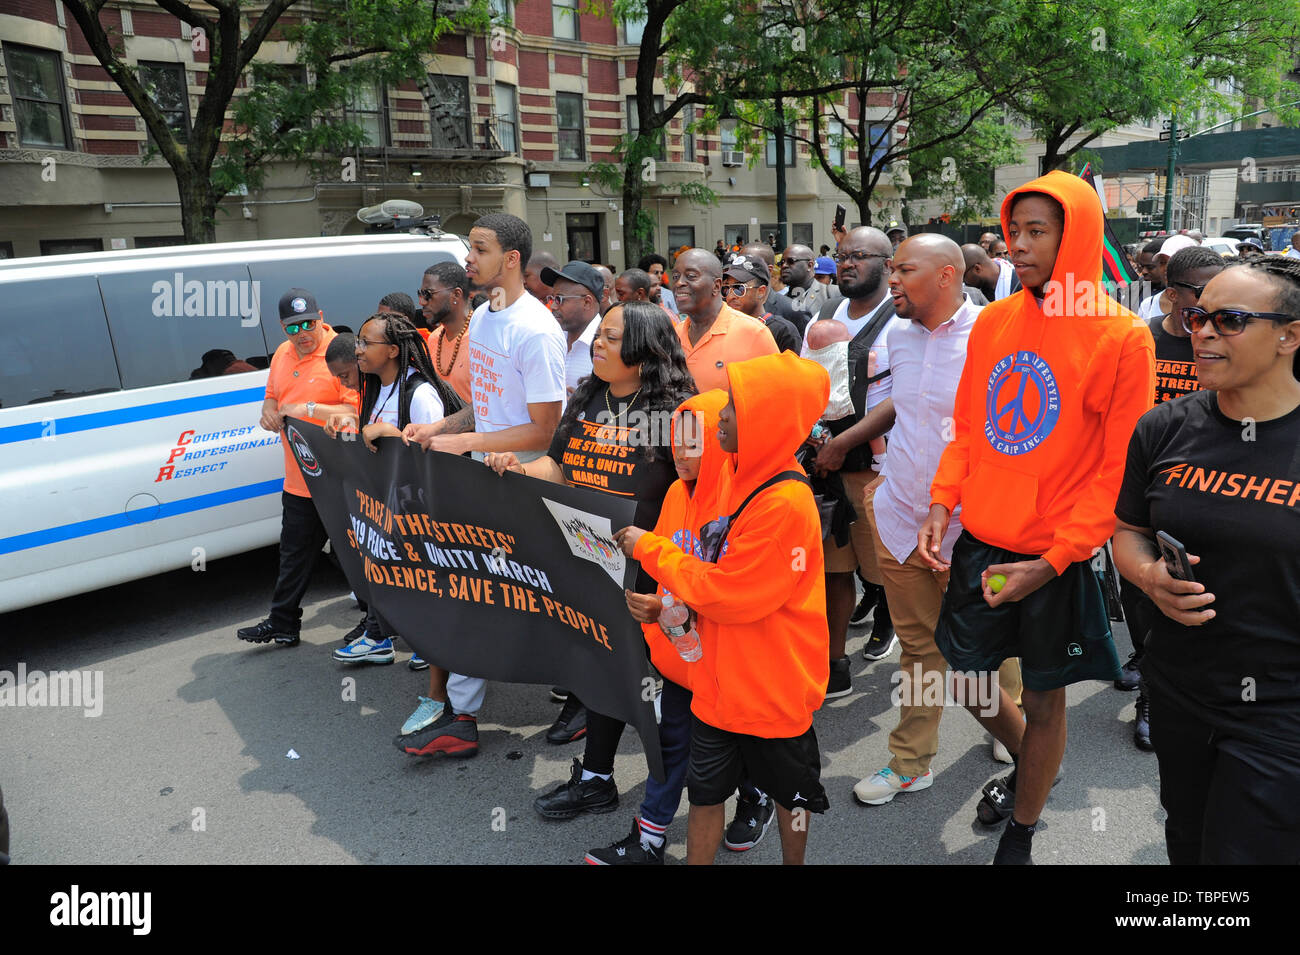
[
  {"x1": 823, "y1": 469, "x2": 882, "y2": 584},
  {"x1": 865, "y1": 483, "x2": 1023, "y2": 777}
]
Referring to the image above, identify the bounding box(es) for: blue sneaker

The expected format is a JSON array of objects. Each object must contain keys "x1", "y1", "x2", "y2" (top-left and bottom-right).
[
  {"x1": 408, "y1": 653, "x2": 429, "y2": 671},
  {"x1": 332, "y1": 635, "x2": 394, "y2": 664},
  {"x1": 400, "y1": 696, "x2": 444, "y2": 735}
]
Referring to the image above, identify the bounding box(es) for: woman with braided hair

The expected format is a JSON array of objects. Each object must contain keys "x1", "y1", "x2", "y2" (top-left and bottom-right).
[
  {"x1": 333, "y1": 312, "x2": 462, "y2": 679},
  {"x1": 1113, "y1": 256, "x2": 1300, "y2": 863}
]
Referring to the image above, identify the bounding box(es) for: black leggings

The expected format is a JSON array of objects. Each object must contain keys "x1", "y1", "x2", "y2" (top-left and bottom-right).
[
  {"x1": 1118, "y1": 575, "x2": 1151, "y2": 657},
  {"x1": 575, "y1": 695, "x2": 625, "y2": 776},
  {"x1": 1148, "y1": 684, "x2": 1300, "y2": 864}
]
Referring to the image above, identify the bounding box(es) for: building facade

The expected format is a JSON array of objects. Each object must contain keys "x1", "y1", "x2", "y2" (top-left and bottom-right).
[{"x1": 0, "y1": 0, "x2": 897, "y2": 264}]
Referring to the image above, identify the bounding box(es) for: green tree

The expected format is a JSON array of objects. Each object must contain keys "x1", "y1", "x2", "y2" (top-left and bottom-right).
[{"x1": 64, "y1": 0, "x2": 491, "y2": 244}]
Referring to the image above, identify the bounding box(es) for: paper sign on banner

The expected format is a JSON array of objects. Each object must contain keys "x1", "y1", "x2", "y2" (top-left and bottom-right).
[{"x1": 542, "y1": 498, "x2": 625, "y2": 587}]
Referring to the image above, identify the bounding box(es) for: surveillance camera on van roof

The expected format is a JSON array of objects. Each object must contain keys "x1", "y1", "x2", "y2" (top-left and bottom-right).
[{"x1": 357, "y1": 199, "x2": 425, "y2": 224}]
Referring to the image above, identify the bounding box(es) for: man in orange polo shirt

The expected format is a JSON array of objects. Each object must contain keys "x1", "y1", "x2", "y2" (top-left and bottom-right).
[
  {"x1": 237, "y1": 288, "x2": 359, "y2": 648},
  {"x1": 671, "y1": 248, "x2": 777, "y2": 392}
]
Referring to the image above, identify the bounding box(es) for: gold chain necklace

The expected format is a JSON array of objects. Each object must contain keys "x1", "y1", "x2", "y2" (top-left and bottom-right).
[
  {"x1": 604, "y1": 383, "x2": 642, "y2": 420},
  {"x1": 436, "y1": 316, "x2": 469, "y2": 378}
]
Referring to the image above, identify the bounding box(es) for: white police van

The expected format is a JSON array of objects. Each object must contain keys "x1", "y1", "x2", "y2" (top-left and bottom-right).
[{"x1": 0, "y1": 225, "x2": 468, "y2": 613}]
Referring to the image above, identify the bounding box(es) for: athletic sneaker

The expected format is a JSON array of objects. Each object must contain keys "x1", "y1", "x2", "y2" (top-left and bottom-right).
[
  {"x1": 1114, "y1": 651, "x2": 1141, "y2": 691},
  {"x1": 584, "y1": 818, "x2": 664, "y2": 865},
  {"x1": 550, "y1": 686, "x2": 570, "y2": 703},
  {"x1": 533, "y1": 758, "x2": 619, "y2": 819},
  {"x1": 546, "y1": 696, "x2": 588, "y2": 744},
  {"x1": 825, "y1": 656, "x2": 852, "y2": 699},
  {"x1": 237, "y1": 619, "x2": 300, "y2": 647},
  {"x1": 332, "y1": 635, "x2": 394, "y2": 664},
  {"x1": 1133, "y1": 692, "x2": 1153, "y2": 752},
  {"x1": 724, "y1": 791, "x2": 775, "y2": 851},
  {"x1": 400, "y1": 696, "x2": 444, "y2": 736},
  {"x1": 861, "y1": 630, "x2": 898, "y2": 661},
  {"x1": 408, "y1": 654, "x2": 429, "y2": 671},
  {"x1": 849, "y1": 584, "x2": 878, "y2": 626},
  {"x1": 992, "y1": 736, "x2": 1014, "y2": 764},
  {"x1": 853, "y1": 767, "x2": 933, "y2": 805},
  {"x1": 393, "y1": 707, "x2": 478, "y2": 758},
  {"x1": 341, "y1": 616, "x2": 367, "y2": 646},
  {"x1": 866, "y1": 589, "x2": 895, "y2": 652}
]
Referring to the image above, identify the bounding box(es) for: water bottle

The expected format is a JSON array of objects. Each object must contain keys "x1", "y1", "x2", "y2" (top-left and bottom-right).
[{"x1": 659, "y1": 595, "x2": 702, "y2": 662}]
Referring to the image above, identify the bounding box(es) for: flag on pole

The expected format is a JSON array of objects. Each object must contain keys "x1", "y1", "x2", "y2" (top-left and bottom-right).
[{"x1": 1080, "y1": 162, "x2": 1139, "y2": 288}]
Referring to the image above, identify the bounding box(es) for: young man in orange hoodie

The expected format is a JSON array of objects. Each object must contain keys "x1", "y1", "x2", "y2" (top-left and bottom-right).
[
  {"x1": 615, "y1": 351, "x2": 831, "y2": 864},
  {"x1": 918, "y1": 171, "x2": 1156, "y2": 864}
]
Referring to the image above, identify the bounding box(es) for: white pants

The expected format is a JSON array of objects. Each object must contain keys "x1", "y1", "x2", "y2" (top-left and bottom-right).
[{"x1": 448, "y1": 673, "x2": 485, "y2": 716}]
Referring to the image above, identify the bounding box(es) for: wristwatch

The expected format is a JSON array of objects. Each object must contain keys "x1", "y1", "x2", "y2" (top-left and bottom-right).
[{"x1": 306, "y1": 401, "x2": 317, "y2": 419}]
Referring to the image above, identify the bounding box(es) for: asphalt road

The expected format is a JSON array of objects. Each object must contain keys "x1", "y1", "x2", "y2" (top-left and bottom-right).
[{"x1": 0, "y1": 547, "x2": 1167, "y2": 865}]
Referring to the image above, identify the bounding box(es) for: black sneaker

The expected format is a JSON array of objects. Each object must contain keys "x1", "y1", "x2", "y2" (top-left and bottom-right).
[
  {"x1": 825, "y1": 656, "x2": 852, "y2": 699},
  {"x1": 584, "y1": 819, "x2": 664, "y2": 865},
  {"x1": 393, "y1": 707, "x2": 479, "y2": 758},
  {"x1": 1133, "y1": 691, "x2": 1154, "y2": 752},
  {"x1": 992, "y1": 819, "x2": 1035, "y2": 865},
  {"x1": 550, "y1": 686, "x2": 571, "y2": 703},
  {"x1": 861, "y1": 628, "x2": 898, "y2": 661},
  {"x1": 533, "y1": 758, "x2": 619, "y2": 819},
  {"x1": 237, "y1": 619, "x2": 299, "y2": 646},
  {"x1": 342, "y1": 616, "x2": 367, "y2": 646},
  {"x1": 1114, "y1": 651, "x2": 1141, "y2": 691},
  {"x1": 724, "y1": 791, "x2": 775, "y2": 851},
  {"x1": 546, "y1": 696, "x2": 588, "y2": 745},
  {"x1": 849, "y1": 584, "x2": 878, "y2": 626}
]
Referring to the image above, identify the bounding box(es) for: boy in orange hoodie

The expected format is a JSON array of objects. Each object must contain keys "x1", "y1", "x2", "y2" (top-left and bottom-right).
[
  {"x1": 615, "y1": 351, "x2": 831, "y2": 865},
  {"x1": 918, "y1": 171, "x2": 1156, "y2": 864}
]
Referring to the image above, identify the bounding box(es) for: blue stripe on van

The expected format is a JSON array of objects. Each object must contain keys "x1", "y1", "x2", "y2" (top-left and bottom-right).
[
  {"x1": 0, "y1": 478, "x2": 283, "y2": 556},
  {"x1": 0, "y1": 387, "x2": 266, "y2": 445}
]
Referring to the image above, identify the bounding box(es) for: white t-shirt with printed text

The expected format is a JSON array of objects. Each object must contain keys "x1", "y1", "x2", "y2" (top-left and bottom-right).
[{"x1": 467, "y1": 291, "x2": 567, "y2": 433}]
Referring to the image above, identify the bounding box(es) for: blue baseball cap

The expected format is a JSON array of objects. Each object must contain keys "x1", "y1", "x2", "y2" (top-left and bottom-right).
[{"x1": 814, "y1": 256, "x2": 837, "y2": 275}]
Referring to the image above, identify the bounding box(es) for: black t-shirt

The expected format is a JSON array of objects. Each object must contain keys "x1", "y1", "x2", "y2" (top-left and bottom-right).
[
  {"x1": 547, "y1": 386, "x2": 680, "y2": 591},
  {"x1": 761, "y1": 311, "x2": 803, "y2": 353},
  {"x1": 1115, "y1": 390, "x2": 1300, "y2": 756},
  {"x1": 1147, "y1": 315, "x2": 1200, "y2": 404}
]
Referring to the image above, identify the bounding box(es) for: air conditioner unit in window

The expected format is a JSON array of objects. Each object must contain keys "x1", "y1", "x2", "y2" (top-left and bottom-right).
[{"x1": 721, "y1": 150, "x2": 744, "y2": 167}]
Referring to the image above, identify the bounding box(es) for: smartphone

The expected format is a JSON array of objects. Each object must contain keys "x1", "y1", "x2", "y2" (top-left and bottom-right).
[
  {"x1": 1155, "y1": 530, "x2": 1196, "y2": 582},
  {"x1": 834, "y1": 204, "x2": 847, "y2": 231}
]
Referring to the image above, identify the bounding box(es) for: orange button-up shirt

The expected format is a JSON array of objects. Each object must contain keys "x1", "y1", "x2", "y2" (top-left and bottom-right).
[{"x1": 675, "y1": 302, "x2": 779, "y2": 393}]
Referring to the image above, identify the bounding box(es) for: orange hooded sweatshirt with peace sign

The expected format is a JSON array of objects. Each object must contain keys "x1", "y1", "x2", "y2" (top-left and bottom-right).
[
  {"x1": 929, "y1": 171, "x2": 1155, "y2": 573},
  {"x1": 634, "y1": 352, "x2": 830, "y2": 738}
]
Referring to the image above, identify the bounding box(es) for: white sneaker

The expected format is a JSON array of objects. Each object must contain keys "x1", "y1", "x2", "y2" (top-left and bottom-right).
[
  {"x1": 852, "y1": 767, "x2": 933, "y2": 806},
  {"x1": 992, "y1": 736, "x2": 1014, "y2": 764}
]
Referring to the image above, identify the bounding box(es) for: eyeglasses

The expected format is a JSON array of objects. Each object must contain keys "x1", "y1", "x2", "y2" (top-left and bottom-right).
[
  {"x1": 355, "y1": 337, "x2": 389, "y2": 349},
  {"x1": 783, "y1": 257, "x2": 812, "y2": 265},
  {"x1": 1169, "y1": 280, "x2": 1207, "y2": 298},
  {"x1": 721, "y1": 283, "x2": 755, "y2": 297},
  {"x1": 1180, "y1": 306, "x2": 1293, "y2": 336},
  {"x1": 282, "y1": 319, "x2": 316, "y2": 334},
  {"x1": 546, "y1": 293, "x2": 588, "y2": 305},
  {"x1": 831, "y1": 251, "x2": 890, "y2": 264},
  {"x1": 417, "y1": 287, "x2": 449, "y2": 301}
]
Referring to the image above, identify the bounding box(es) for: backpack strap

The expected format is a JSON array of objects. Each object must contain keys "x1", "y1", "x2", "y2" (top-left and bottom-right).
[{"x1": 712, "y1": 469, "x2": 809, "y2": 560}]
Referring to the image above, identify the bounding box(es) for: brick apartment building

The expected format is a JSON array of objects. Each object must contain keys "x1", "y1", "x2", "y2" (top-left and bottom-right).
[{"x1": 0, "y1": 0, "x2": 899, "y2": 264}]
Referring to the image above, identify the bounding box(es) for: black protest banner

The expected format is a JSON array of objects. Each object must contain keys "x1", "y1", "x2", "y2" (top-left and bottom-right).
[{"x1": 284, "y1": 419, "x2": 664, "y2": 780}]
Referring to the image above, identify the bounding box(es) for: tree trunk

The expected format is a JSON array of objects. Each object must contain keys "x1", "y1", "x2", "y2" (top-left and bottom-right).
[
  {"x1": 857, "y1": 194, "x2": 872, "y2": 228},
  {"x1": 623, "y1": 169, "x2": 646, "y2": 268},
  {"x1": 176, "y1": 166, "x2": 219, "y2": 244}
]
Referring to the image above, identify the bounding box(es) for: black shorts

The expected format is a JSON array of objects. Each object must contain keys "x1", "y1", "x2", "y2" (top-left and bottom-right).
[
  {"x1": 934, "y1": 531, "x2": 1119, "y2": 692},
  {"x1": 687, "y1": 716, "x2": 829, "y2": 813}
]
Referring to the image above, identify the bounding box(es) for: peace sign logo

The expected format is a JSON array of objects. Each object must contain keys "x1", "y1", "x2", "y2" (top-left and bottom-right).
[{"x1": 983, "y1": 351, "x2": 1061, "y2": 455}]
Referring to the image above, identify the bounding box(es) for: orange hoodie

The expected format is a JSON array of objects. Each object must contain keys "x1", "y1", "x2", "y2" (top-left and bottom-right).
[
  {"x1": 634, "y1": 351, "x2": 830, "y2": 738},
  {"x1": 929, "y1": 171, "x2": 1156, "y2": 573},
  {"x1": 640, "y1": 390, "x2": 730, "y2": 691}
]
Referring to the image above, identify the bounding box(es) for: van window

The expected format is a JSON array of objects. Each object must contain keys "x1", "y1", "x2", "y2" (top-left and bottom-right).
[
  {"x1": 247, "y1": 248, "x2": 460, "y2": 343},
  {"x1": 99, "y1": 265, "x2": 271, "y2": 388},
  {"x1": 0, "y1": 275, "x2": 122, "y2": 407}
]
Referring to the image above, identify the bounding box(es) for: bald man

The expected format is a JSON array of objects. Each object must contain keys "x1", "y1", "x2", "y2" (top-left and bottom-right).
[
  {"x1": 803, "y1": 226, "x2": 900, "y2": 696},
  {"x1": 741, "y1": 241, "x2": 808, "y2": 335},
  {"x1": 978, "y1": 232, "x2": 999, "y2": 252},
  {"x1": 525, "y1": 250, "x2": 561, "y2": 303},
  {"x1": 962, "y1": 243, "x2": 1019, "y2": 302},
  {"x1": 671, "y1": 247, "x2": 777, "y2": 392},
  {"x1": 782, "y1": 242, "x2": 836, "y2": 322},
  {"x1": 851, "y1": 234, "x2": 1023, "y2": 805},
  {"x1": 594, "y1": 264, "x2": 616, "y2": 313}
]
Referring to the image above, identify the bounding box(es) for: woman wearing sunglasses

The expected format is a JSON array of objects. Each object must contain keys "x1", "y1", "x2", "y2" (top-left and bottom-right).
[{"x1": 1112, "y1": 257, "x2": 1300, "y2": 864}]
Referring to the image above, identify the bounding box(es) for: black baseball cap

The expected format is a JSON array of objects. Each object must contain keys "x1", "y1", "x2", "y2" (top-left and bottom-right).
[
  {"x1": 278, "y1": 288, "x2": 320, "y2": 321},
  {"x1": 540, "y1": 261, "x2": 604, "y2": 299},
  {"x1": 723, "y1": 255, "x2": 771, "y2": 286}
]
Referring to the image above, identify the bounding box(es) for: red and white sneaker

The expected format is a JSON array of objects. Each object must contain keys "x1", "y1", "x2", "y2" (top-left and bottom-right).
[
  {"x1": 394, "y1": 708, "x2": 479, "y2": 758},
  {"x1": 852, "y1": 767, "x2": 933, "y2": 805}
]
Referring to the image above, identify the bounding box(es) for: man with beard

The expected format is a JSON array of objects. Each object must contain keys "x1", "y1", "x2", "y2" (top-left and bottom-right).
[
  {"x1": 418, "y1": 261, "x2": 475, "y2": 406},
  {"x1": 801, "y1": 227, "x2": 901, "y2": 696}
]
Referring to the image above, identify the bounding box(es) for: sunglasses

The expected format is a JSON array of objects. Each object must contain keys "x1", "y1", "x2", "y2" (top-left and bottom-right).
[
  {"x1": 282, "y1": 318, "x2": 316, "y2": 334},
  {"x1": 1169, "y1": 280, "x2": 1207, "y2": 298},
  {"x1": 546, "y1": 293, "x2": 588, "y2": 305},
  {"x1": 832, "y1": 251, "x2": 890, "y2": 264},
  {"x1": 417, "y1": 287, "x2": 449, "y2": 300},
  {"x1": 721, "y1": 284, "x2": 755, "y2": 297},
  {"x1": 1180, "y1": 307, "x2": 1293, "y2": 337}
]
